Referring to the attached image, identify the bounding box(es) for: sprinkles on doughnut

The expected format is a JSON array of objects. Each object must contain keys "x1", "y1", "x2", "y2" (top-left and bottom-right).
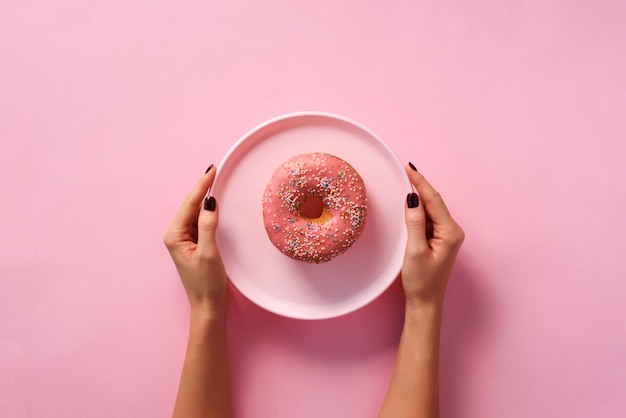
[{"x1": 262, "y1": 152, "x2": 367, "y2": 263}]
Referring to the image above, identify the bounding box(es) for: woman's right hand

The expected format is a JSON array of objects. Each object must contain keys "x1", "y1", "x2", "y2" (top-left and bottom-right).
[
  {"x1": 379, "y1": 165, "x2": 462, "y2": 418},
  {"x1": 401, "y1": 164, "x2": 465, "y2": 308}
]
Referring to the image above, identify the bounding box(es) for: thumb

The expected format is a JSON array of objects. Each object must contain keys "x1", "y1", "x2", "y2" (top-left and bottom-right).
[
  {"x1": 404, "y1": 192, "x2": 429, "y2": 258},
  {"x1": 196, "y1": 195, "x2": 220, "y2": 258}
]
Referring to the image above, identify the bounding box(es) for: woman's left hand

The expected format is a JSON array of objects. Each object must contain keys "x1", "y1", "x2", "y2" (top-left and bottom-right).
[{"x1": 163, "y1": 166, "x2": 229, "y2": 320}]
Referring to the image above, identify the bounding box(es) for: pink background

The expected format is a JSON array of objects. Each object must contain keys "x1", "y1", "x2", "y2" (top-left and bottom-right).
[{"x1": 1, "y1": 1, "x2": 625, "y2": 417}]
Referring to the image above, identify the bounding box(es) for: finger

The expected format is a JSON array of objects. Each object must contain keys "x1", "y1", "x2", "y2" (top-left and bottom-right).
[
  {"x1": 196, "y1": 195, "x2": 219, "y2": 259},
  {"x1": 405, "y1": 164, "x2": 454, "y2": 226},
  {"x1": 170, "y1": 166, "x2": 216, "y2": 232},
  {"x1": 404, "y1": 192, "x2": 430, "y2": 257}
]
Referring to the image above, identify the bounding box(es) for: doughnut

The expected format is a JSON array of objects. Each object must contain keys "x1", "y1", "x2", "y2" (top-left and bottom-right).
[{"x1": 262, "y1": 152, "x2": 367, "y2": 263}]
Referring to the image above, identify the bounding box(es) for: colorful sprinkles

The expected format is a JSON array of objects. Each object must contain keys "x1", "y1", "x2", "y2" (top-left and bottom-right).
[{"x1": 262, "y1": 153, "x2": 367, "y2": 264}]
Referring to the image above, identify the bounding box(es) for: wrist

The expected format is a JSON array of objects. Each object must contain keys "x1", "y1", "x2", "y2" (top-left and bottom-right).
[
  {"x1": 187, "y1": 310, "x2": 228, "y2": 345},
  {"x1": 189, "y1": 295, "x2": 229, "y2": 323},
  {"x1": 405, "y1": 298, "x2": 444, "y2": 321}
]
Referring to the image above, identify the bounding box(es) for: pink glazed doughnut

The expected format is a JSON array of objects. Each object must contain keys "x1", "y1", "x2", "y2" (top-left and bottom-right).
[{"x1": 262, "y1": 153, "x2": 367, "y2": 263}]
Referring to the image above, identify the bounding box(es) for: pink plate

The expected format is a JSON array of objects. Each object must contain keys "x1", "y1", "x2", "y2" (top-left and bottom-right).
[{"x1": 212, "y1": 112, "x2": 410, "y2": 319}]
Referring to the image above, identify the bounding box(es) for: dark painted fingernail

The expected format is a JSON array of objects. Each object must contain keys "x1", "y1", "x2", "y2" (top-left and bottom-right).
[
  {"x1": 408, "y1": 162, "x2": 418, "y2": 172},
  {"x1": 205, "y1": 164, "x2": 214, "y2": 174},
  {"x1": 204, "y1": 196, "x2": 216, "y2": 211},
  {"x1": 407, "y1": 192, "x2": 419, "y2": 208}
]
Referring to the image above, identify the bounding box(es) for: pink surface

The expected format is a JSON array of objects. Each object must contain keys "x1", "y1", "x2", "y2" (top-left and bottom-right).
[{"x1": 1, "y1": 1, "x2": 625, "y2": 417}]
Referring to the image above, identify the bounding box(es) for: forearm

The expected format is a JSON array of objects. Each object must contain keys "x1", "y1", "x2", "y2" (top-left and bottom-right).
[
  {"x1": 173, "y1": 315, "x2": 231, "y2": 418},
  {"x1": 379, "y1": 302, "x2": 443, "y2": 418}
]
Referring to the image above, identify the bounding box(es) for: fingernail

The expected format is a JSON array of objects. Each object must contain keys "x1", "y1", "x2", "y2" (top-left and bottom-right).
[
  {"x1": 204, "y1": 196, "x2": 216, "y2": 211},
  {"x1": 408, "y1": 162, "x2": 418, "y2": 172},
  {"x1": 205, "y1": 164, "x2": 214, "y2": 174},
  {"x1": 407, "y1": 192, "x2": 419, "y2": 208}
]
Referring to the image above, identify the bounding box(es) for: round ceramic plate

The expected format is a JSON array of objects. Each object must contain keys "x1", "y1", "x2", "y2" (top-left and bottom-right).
[{"x1": 212, "y1": 112, "x2": 410, "y2": 319}]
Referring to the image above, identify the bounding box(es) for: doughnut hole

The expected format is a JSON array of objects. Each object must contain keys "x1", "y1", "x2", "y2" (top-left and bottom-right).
[
  {"x1": 300, "y1": 194, "x2": 332, "y2": 224},
  {"x1": 302, "y1": 196, "x2": 324, "y2": 218},
  {"x1": 301, "y1": 195, "x2": 332, "y2": 224}
]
